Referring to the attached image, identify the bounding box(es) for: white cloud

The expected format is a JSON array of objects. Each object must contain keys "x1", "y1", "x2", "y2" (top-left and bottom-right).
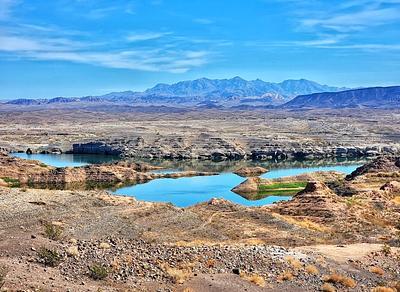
[
  {"x1": 0, "y1": 0, "x2": 19, "y2": 20},
  {"x1": 302, "y1": 7, "x2": 400, "y2": 32},
  {"x1": 126, "y1": 32, "x2": 171, "y2": 42}
]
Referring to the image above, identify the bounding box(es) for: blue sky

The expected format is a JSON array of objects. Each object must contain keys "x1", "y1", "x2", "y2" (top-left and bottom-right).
[{"x1": 0, "y1": 0, "x2": 400, "y2": 98}]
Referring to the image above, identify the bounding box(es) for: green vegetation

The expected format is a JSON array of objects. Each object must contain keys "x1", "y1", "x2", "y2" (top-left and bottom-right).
[
  {"x1": 37, "y1": 247, "x2": 61, "y2": 267},
  {"x1": 89, "y1": 264, "x2": 109, "y2": 280},
  {"x1": 2, "y1": 177, "x2": 20, "y2": 188},
  {"x1": 259, "y1": 181, "x2": 308, "y2": 190},
  {"x1": 257, "y1": 181, "x2": 307, "y2": 197},
  {"x1": 44, "y1": 222, "x2": 63, "y2": 241}
]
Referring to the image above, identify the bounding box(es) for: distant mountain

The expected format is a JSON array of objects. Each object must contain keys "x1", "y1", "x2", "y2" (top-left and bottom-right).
[
  {"x1": 4, "y1": 77, "x2": 348, "y2": 107},
  {"x1": 144, "y1": 77, "x2": 346, "y2": 100},
  {"x1": 283, "y1": 86, "x2": 400, "y2": 109}
]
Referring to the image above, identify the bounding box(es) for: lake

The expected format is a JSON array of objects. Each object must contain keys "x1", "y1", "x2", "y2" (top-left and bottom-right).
[{"x1": 11, "y1": 153, "x2": 362, "y2": 207}]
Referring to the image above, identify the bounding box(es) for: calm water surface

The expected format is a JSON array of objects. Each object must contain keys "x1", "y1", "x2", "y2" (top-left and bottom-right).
[
  {"x1": 11, "y1": 153, "x2": 362, "y2": 207},
  {"x1": 11, "y1": 153, "x2": 120, "y2": 167}
]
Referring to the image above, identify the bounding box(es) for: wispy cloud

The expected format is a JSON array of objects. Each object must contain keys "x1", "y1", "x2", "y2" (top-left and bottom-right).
[
  {"x1": 126, "y1": 32, "x2": 172, "y2": 42},
  {"x1": 302, "y1": 7, "x2": 400, "y2": 32},
  {"x1": 193, "y1": 18, "x2": 214, "y2": 25},
  {"x1": 0, "y1": 0, "x2": 19, "y2": 20}
]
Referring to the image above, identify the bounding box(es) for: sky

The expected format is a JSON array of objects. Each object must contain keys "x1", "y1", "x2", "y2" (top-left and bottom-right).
[{"x1": 0, "y1": 0, "x2": 400, "y2": 99}]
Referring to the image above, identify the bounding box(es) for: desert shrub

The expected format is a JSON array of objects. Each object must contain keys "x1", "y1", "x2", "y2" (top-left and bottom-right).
[
  {"x1": 161, "y1": 264, "x2": 192, "y2": 284},
  {"x1": 89, "y1": 264, "x2": 108, "y2": 280},
  {"x1": 277, "y1": 271, "x2": 294, "y2": 281},
  {"x1": 305, "y1": 264, "x2": 319, "y2": 275},
  {"x1": 240, "y1": 272, "x2": 266, "y2": 287},
  {"x1": 371, "y1": 287, "x2": 396, "y2": 292},
  {"x1": 0, "y1": 265, "x2": 8, "y2": 288},
  {"x1": 321, "y1": 283, "x2": 336, "y2": 292},
  {"x1": 285, "y1": 256, "x2": 303, "y2": 270},
  {"x1": 323, "y1": 273, "x2": 357, "y2": 288},
  {"x1": 381, "y1": 244, "x2": 391, "y2": 256},
  {"x1": 369, "y1": 266, "x2": 385, "y2": 276},
  {"x1": 2, "y1": 177, "x2": 20, "y2": 188},
  {"x1": 37, "y1": 247, "x2": 61, "y2": 267},
  {"x1": 44, "y1": 222, "x2": 63, "y2": 241}
]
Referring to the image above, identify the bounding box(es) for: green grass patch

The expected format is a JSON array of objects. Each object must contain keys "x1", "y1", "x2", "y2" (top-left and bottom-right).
[
  {"x1": 2, "y1": 177, "x2": 21, "y2": 188},
  {"x1": 258, "y1": 181, "x2": 307, "y2": 191}
]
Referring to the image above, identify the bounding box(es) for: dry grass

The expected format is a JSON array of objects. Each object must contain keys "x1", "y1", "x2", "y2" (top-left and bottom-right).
[
  {"x1": 371, "y1": 287, "x2": 396, "y2": 292},
  {"x1": 392, "y1": 196, "x2": 400, "y2": 204},
  {"x1": 285, "y1": 256, "x2": 303, "y2": 270},
  {"x1": 322, "y1": 273, "x2": 357, "y2": 288},
  {"x1": 240, "y1": 272, "x2": 266, "y2": 287},
  {"x1": 369, "y1": 266, "x2": 385, "y2": 276},
  {"x1": 161, "y1": 263, "x2": 192, "y2": 284},
  {"x1": 321, "y1": 283, "x2": 336, "y2": 292},
  {"x1": 305, "y1": 264, "x2": 319, "y2": 275},
  {"x1": 272, "y1": 213, "x2": 330, "y2": 232},
  {"x1": 277, "y1": 271, "x2": 294, "y2": 282},
  {"x1": 183, "y1": 288, "x2": 194, "y2": 292},
  {"x1": 206, "y1": 259, "x2": 216, "y2": 268}
]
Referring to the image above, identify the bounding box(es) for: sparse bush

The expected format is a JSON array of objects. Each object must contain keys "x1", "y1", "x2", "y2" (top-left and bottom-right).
[
  {"x1": 321, "y1": 283, "x2": 336, "y2": 292},
  {"x1": 37, "y1": 247, "x2": 61, "y2": 267},
  {"x1": 2, "y1": 177, "x2": 20, "y2": 188},
  {"x1": 305, "y1": 264, "x2": 319, "y2": 275},
  {"x1": 371, "y1": 287, "x2": 396, "y2": 292},
  {"x1": 44, "y1": 222, "x2": 63, "y2": 241},
  {"x1": 381, "y1": 244, "x2": 391, "y2": 256},
  {"x1": 323, "y1": 273, "x2": 357, "y2": 288},
  {"x1": 369, "y1": 266, "x2": 385, "y2": 276},
  {"x1": 240, "y1": 272, "x2": 266, "y2": 287},
  {"x1": 89, "y1": 264, "x2": 108, "y2": 280},
  {"x1": 0, "y1": 265, "x2": 8, "y2": 288},
  {"x1": 277, "y1": 271, "x2": 293, "y2": 281},
  {"x1": 285, "y1": 256, "x2": 303, "y2": 270},
  {"x1": 161, "y1": 263, "x2": 192, "y2": 284}
]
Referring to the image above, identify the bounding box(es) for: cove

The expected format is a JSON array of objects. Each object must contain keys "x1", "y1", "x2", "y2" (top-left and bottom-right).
[{"x1": 112, "y1": 164, "x2": 361, "y2": 207}]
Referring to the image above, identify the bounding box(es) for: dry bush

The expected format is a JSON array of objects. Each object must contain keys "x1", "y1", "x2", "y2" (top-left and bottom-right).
[
  {"x1": 277, "y1": 271, "x2": 294, "y2": 281},
  {"x1": 323, "y1": 273, "x2": 357, "y2": 288},
  {"x1": 161, "y1": 264, "x2": 192, "y2": 284},
  {"x1": 371, "y1": 287, "x2": 396, "y2": 292},
  {"x1": 369, "y1": 266, "x2": 385, "y2": 276},
  {"x1": 240, "y1": 272, "x2": 266, "y2": 287},
  {"x1": 321, "y1": 283, "x2": 336, "y2": 292},
  {"x1": 44, "y1": 222, "x2": 63, "y2": 241},
  {"x1": 285, "y1": 256, "x2": 303, "y2": 270},
  {"x1": 305, "y1": 264, "x2": 319, "y2": 275},
  {"x1": 381, "y1": 244, "x2": 392, "y2": 256},
  {"x1": 0, "y1": 265, "x2": 8, "y2": 288},
  {"x1": 206, "y1": 259, "x2": 216, "y2": 268}
]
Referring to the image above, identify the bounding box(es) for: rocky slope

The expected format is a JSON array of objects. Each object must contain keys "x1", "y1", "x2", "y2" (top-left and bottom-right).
[{"x1": 284, "y1": 86, "x2": 400, "y2": 109}]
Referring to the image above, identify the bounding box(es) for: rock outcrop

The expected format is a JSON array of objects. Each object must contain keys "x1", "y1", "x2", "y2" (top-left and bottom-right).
[
  {"x1": 233, "y1": 166, "x2": 268, "y2": 177},
  {"x1": 346, "y1": 156, "x2": 400, "y2": 180},
  {"x1": 270, "y1": 181, "x2": 347, "y2": 222},
  {"x1": 231, "y1": 177, "x2": 261, "y2": 195}
]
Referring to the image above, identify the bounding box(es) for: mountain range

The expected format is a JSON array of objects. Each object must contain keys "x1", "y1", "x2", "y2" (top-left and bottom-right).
[
  {"x1": 4, "y1": 77, "x2": 347, "y2": 107},
  {"x1": 284, "y1": 86, "x2": 400, "y2": 109},
  {"x1": 4, "y1": 77, "x2": 399, "y2": 109}
]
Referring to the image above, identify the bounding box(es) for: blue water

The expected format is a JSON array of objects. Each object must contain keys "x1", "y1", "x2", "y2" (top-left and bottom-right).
[
  {"x1": 113, "y1": 164, "x2": 361, "y2": 207},
  {"x1": 11, "y1": 152, "x2": 362, "y2": 207},
  {"x1": 11, "y1": 153, "x2": 120, "y2": 168}
]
